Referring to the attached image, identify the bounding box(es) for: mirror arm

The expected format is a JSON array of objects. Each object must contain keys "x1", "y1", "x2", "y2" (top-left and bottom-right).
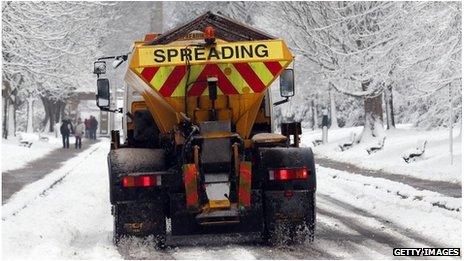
[
  {"x1": 126, "y1": 112, "x2": 134, "y2": 120},
  {"x1": 100, "y1": 107, "x2": 123, "y2": 113},
  {"x1": 273, "y1": 97, "x2": 289, "y2": 106}
]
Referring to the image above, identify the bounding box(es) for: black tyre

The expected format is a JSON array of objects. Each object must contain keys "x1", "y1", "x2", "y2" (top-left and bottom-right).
[{"x1": 263, "y1": 191, "x2": 316, "y2": 245}]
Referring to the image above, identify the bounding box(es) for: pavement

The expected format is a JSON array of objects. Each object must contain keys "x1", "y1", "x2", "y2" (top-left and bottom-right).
[
  {"x1": 2, "y1": 138, "x2": 100, "y2": 204},
  {"x1": 315, "y1": 156, "x2": 462, "y2": 198}
]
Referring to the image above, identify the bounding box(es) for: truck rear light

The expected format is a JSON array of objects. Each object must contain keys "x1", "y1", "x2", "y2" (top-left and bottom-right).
[
  {"x1": 269, "y1": 167, "x2": 309, "y2": 181},
  {"x1": 122, "y1": 175, "x2": 161, "y2": 187}
]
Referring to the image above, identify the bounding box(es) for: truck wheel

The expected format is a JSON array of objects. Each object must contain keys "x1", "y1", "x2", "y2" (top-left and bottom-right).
[
  {"x1": 113, "y1": 201, "x2": 166, "y2": 249},
  {"x1": 263, "y1": 191, "x2": 315, "y2": 245}
]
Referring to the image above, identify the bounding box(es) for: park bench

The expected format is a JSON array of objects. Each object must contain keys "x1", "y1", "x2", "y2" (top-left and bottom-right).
[
  {"x1": 366, "y1": 136, "x2": 386, "y2": 154},
  {"x1": 19, "y1": 140, "x2": 33, "y2": 148},
  {"x1": 402, "y1": 139, "x2": 427, "y2": 163},
  {"x1": 339, "y1": 132, "x2": 356, "y2": 151},
  {"x1": 312, "y1": 139, "x2": 323, "y2": 147}
]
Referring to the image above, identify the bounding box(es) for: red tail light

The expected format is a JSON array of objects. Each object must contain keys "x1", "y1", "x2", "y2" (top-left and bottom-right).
[
  {"x1": 269, "y1": 167, "x2": 309, "y2": 181},
  {"x1": 122, "y1": 175, "x2": 161, "y2": 187}
]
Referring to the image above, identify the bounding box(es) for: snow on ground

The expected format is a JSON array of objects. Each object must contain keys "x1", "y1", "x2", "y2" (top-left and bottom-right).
[
  {"x1": 317, "y1": 165, "x2": 461, "y2": 247},
  {"x1": 2, "y1": 139, "x2": 461, "y2": 259},
  {"x1": 1, "y1": 132, "x2": 63, "y2": 172},
  {"x1": 302, "y1": 125, "x2": 462, "y2": 184},
  {"x1": 2, "y1": 140, "x2": 118, "y2": 259}
]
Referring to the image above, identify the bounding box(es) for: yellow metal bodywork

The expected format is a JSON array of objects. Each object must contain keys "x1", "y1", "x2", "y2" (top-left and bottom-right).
[
  {"x1": 125, "y1": 37, "x2": 293, "y2": 138},
  {"x1": 208, "y1": 199, "x2": 231, "y2": 209}
]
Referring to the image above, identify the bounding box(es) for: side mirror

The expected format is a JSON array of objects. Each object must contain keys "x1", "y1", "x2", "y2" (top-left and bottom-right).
[
  {"x1": 96, "y1": 78, "x2": 110, "y2": 110},
  {"x1": 93, "y1": 61, "x2": 107, "y2": 75},
  {"x1": 279, "y1": 69, "x2": 295, "y2": 98}
]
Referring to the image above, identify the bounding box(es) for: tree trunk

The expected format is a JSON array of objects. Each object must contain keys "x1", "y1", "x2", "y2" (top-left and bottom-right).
[
  {"x1": 385, "y1": 84, "x2": 395, "y2": 129},
  {"x1": 26, "y1": 98, "x2": 34, "y2": 133},
  {"x1": 3, "y1": 96, "x2": 9, "y2": 139},
  {"x1": 8, "y1": 102, "x2": 15, "y2": 136},
  {"x1": 360, "y1": 81, "x2": 384, "y2": 142},
  {"x1": 312, "y1": 99, "x2": 318, "y2": 129},
  {"x1": 389, "y1": 87, "x2": 395, "y2": 128},
  {"x1": 329, "y1": 87, "x2": 339, "y2": 129},
  {"x1": 308, "y1": 101, "x2": 314, "y2": 130},
  {"x1": 40, "y1": 96, "x2": 66, "y2": 133}
]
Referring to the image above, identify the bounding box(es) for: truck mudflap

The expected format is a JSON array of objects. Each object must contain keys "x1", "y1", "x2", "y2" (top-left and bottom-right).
[
  {"x1": 263, "y1": 189, "x2": 315, "y2": 244},
  {"x1": 264, "y1": 190, "x2": 313, "y2": 222},
  {"x1": 113, "y1": 200, "x2": 165, "y2": 239}
]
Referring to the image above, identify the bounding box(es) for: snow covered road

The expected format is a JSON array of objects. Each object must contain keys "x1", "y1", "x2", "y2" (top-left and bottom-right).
[{"x1": 2, "y1": 140, "x2": 461, "y2": 259}]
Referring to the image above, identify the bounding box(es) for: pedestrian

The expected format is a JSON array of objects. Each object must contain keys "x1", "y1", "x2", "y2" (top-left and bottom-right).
[
  {"x1": 90, "y1": 115, "x2": 98, "y2": 140},
  {"x1": 74, "y1": 117, "x2": 85, "y2": 149},
  {"x1": 60, "y1": 119, "x2": 70, "y2": 148},
  {"x1": 67, "y1": 119, "x2": 74, "y2": 137},
  {"x1": 84, "y1": 118, "x2": 90, "y2": 139}
]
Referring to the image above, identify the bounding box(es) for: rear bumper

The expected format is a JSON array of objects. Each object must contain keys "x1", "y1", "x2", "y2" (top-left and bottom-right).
[{"x1": 170, "y1": 190, "x2": 264, "y2": 235}]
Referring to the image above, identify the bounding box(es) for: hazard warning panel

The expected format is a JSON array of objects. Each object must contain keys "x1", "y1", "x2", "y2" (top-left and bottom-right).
[{"x1": 130, "y1": 39, "x2": 293, "y2": 97}]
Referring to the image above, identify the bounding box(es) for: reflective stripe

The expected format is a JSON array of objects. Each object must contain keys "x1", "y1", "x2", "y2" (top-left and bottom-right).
[
  {"x1": 159, "y1": 65, "x2": 186, "y2": 97},
  {"x1": 264, "y1": 61, "x2": 283, "y2": 76},
  {"x1": 249, "y1": 62, "x2": 274, "y2": 86},
  {"x1": 187, "y1": 64, "x2": 238, "y2": 96},
  {"x1": 238, "y1": 161, "x2": 252, "y2": 208},
  {"x1": 136, "y1": 60, "x2": 288, "y2": 97},
  {"x1": 233, "y1": 62, "x2": 266, "y2": 93},
  {"x1": 183, "y1": 164, "x2": 199, "y2": 209},
  {"x1": 141, "y1": 67, "x2": 159, "y2": 83},
  {"x1": 218, "y1": 63, "x2": 252, "y2": 94},
  {"x1": 150, "y1": 66, "x2": 175, "y2": 91},
  {"x1": 171, "y1": 64, "x2": 205, "y2": 97}
]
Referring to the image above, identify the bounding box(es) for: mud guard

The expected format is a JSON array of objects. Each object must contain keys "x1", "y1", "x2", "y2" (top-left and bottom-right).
[
  {"x1": 258, "y1": 147, "x2": 317, "y2": 244},
  {"x1": 113, "y1": 199, "x2": 166, "y2": 246},
  {"x1": 258, "y1": 147, "x2": 316, "y2": 191}
]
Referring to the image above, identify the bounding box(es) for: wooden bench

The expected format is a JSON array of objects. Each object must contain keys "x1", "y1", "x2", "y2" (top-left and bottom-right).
[
  {"x1": 312, "y1": 139, "x2": 323, "y2": 147},
  {"x1": 402, "y1": 140, "x2": 427, "y2": 163},
  {"x1": 19, "y1": 140, "x2": 33, "y2": 148},
  {"x1": 366, "y1": 137, "x2": 386, "y2": 155},
  {"x1": 339, "y1": 132, "x2": 356, "y2": 151}
]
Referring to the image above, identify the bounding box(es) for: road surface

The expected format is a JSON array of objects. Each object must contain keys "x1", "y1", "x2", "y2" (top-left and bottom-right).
[
  {"x1": 315, "y1": 156, "x2": 462, "y2": 198},
  {"x1": 2, "y1": 140, "x2": 461, "y2": 259}
]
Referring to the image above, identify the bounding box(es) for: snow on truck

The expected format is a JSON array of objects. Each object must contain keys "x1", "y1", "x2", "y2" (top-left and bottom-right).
[{"x1": 93, "y1": 12, "x2": 316, "y2": 246}]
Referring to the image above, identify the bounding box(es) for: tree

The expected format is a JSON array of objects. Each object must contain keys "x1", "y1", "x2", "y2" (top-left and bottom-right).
[{"x1": 262, "y1": 1, "x2": 461, "y2": 136}]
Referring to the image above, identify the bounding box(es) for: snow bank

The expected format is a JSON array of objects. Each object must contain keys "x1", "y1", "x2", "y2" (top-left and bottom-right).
[
  {"x1": 302, "y1": 125, "x2": 462, "y2": 183},
  {"x1": 317, "y1": 165, "x2": 462, "y2": 247},
  {"x1": 2, "y1": 133, "x2": 62, "y2": 172},
  {"x1": 2, "y1": 140, "x2": 119, "y2": 259}
]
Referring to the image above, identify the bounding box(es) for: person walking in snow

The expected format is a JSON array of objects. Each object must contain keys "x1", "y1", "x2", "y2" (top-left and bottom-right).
[
  {"x1": 74, "y1": 118, "x2": 85, "y2": 149},
  {"x1": 90, "y1": 116, "x2": 98, "y2": 140},
  {"x1": 84, "y1": 118, "x2": 90, "y2": 139},
  {"x1": 60, "y1": 119, "x2": 70, "y2": 149}
]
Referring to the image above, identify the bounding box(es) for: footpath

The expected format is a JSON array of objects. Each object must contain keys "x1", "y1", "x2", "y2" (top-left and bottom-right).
[{"x1": 2, "y1": 139, "x2": 100, "y2": 203}]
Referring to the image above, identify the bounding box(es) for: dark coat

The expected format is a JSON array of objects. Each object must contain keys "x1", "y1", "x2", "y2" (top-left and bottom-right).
[
  {"x1": 90, "y1": 118, "x2": 98, "y2": 130},
  {"x1": 60, "y1": 122, "x2": 70, "y2": 135}
]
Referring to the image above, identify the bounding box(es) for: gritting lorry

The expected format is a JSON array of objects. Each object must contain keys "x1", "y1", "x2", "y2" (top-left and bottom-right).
[{"x1": 93, "y1": 12, "x2": 316, "y2": 247}]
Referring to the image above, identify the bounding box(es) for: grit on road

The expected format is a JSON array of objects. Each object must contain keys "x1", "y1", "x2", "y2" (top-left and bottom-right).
[{"x1": 2, "y1": 140, "x2": 461, "y2": 259}]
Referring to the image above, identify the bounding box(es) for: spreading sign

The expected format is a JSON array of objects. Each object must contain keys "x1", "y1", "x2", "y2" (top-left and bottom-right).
[{"x1": 134, "y1": 40, "x2": 293, "y2": 67}]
